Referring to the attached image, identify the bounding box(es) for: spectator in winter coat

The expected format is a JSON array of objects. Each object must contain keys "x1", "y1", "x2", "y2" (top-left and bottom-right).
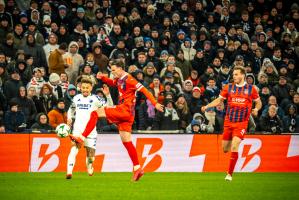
[
  {"x1": 272, "y1": 76, "x2": 292, "y2": 105},
  {"x1": 4, "y1": 100, "x2": 26, "y2": 133},
  {"x1": 48, "y1": 43, "x2": 68, "y2": 75},
  {"x1": 62, "y1": 41, "x2": 84, "y2": 84},
  {"x1": 48, "y1": 73, "x2": 63, "y2": 99},
  {"x1": 190, "y1": 87, "x2": 205, "y2": 116},
  {"x1": 20, "y1": 33, "x2": 47, "y2": 70},
  {"x1": 27, "y1": 67, "x2": 46, "y2": 96},
  {"x1": 176, "y1": 49, "x2": 193, "y2": 81},
  {"x1": 262, "y1": 95, "x2": 285, "y2": 119},
  {"x1": 43, "y1": 33, "x2": 59, "y2": 65},
  {"x1": 31, "y1": 112, "x2": 53, "y2": 132},
  {"x1": 15, "y1": 59, "x2": 31, "y2": 86},
  {"x1": 282, "y1": 104, "x2": 299, "y2": 133},
  {"x1": 180, "y1": 38, "x2": 196, "y2": 61},
  {"x1": 153, "y1": 99, "x2": 180, "y2": 130},
  {"x1": 259, "y1": 105, "x2": 283, "y2": 133},
  {"x1": 3, "y1": 68, "x2": 23, "y2": 102},
  {"x1": 48, "y1": 98, "x2": 67, "y2": 129},
  {"x1": 11, "y1": 86, "x2": 37, "y2": 127},
  {"x1": 64, "y1": 84, "x2": 77, "y2": 111},
  {"x1": 143, "y1": 62, "x2": 157, "y2": 87},
  {"x1": 92, "y1": 42, "x2": 109, "y2": 73},
  {"x1": 175, "y1": 94, "x2": 192, "y2": 130},
  {"x1": 35, "y1": 83, "x2": 57, "y2": 113}
]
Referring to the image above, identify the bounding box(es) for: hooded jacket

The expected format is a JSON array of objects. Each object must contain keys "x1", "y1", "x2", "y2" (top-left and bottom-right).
[
  {"x1": 62, "y1": 41, "x2": 84, "y2": 84},
  {"x1": 30, "y1": 112, "x2": 53, "y2": 132}
]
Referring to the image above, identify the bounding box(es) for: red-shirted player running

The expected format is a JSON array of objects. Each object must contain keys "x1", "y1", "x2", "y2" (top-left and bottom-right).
[
  {"x1": 70, "y1": 59, "x2": 164, "y2": 181},
  {"x1": 202, "y1": 66, "x2": 262, "y2": 181}
]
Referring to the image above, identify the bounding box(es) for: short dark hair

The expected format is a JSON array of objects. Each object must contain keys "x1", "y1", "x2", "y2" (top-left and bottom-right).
[
  {"x1": 110, "y1": 59, "x2": 125, "y2": 69},
  {"x1": 59, "y1": 43, "x2": 68, "y2": 50}
]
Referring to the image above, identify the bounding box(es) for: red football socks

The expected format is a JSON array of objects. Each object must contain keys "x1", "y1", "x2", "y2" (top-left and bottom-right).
[
  {"x1": 82, "y1": 111, "x2": 98, "y2": 137},
  {"x1": 228, "y1": 152, "x2": 238, "y2": 176},
  {"x1": 123, "y1": 141, "x2": 139, "y2": 166}
]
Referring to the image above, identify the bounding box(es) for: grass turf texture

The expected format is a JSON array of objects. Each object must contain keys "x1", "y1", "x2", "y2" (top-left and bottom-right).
[{"x1": 0, "y1": 173, "x2": 298, "y2": 200}]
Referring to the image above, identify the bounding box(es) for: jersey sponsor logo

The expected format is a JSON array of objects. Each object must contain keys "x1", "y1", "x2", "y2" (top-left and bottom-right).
[
  {"x1": 77, "y1": 103, "x2": 92, "y2": 110},
  {"x1": 232, "y1": 97, "x2": 246, "y2": 103},
  {"x1": 30, "y1": 138, "x2": 60, "y2": 172}
]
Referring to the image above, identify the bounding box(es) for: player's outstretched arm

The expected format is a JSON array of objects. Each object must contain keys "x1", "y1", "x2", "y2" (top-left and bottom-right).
[
  {"x1": 96, "y1": 73, "x2": 116, "y2": 86},
  {"x1": 201, "y1": 97, "x2": 224, "y2": 113}
]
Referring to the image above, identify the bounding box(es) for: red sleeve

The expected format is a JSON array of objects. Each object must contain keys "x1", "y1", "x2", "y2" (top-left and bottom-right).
[
  {"x1": 140, "y1": 87, "x2": 157, "y2": 106},
  {"x1": 130, "y1": 77, "x2": 157, "y2": 106},
  {"x1": 219, "y1": 84, "x2": 229, "y2": 99},
  {"x1": 101, "y1": 76, "x2": 117, "y2": 87},
  {"x1": 251, "y1": 85, "x2": 260, "y2": 101}
]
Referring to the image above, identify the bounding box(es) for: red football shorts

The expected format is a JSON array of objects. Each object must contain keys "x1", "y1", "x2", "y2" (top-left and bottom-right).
[
  {"x1": 104, "y1": 105, "x2": 134, "y2": 132},
  {"x1": 222, "y1": 121, "x2": 248, "y2": 140}
]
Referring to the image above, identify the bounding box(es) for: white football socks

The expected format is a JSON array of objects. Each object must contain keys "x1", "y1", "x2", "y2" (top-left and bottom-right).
[{"x1": 67, "y1": 146, "x2": 79, "y2": 175}]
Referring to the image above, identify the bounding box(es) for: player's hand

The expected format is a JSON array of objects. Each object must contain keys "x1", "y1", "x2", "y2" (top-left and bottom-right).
[
  {"x1": 102, "y1": 85, "x2": 110, "y2": 95},
  {"x1": 252, "y1": 108, "x2": 258, "y2": 117},
  {"x1": 201, "y1": 106, "x2": 207, "y2": 113},
  {"x1": 96, "y1": 72, "x2": 104, "y2": 80},
  {"x1": 67, "y1": 119, "x2": 72, "y2": 127},
  {"x1": 155, "y1": 103, "x2": 164, "y2": 112}
]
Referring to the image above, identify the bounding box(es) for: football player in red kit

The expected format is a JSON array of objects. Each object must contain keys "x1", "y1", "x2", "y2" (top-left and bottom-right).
[
  {"x1": 70, "y1": 59, "x2": 164, "y2": 181},
  {"x1": 202, "y1": 66, "x2": 262, "y2": 181}
]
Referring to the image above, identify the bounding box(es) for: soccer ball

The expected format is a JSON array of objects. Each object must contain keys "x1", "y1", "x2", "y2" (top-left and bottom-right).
[{"x1": 55, "y1": 123, "x2": 70, "y2": 138}]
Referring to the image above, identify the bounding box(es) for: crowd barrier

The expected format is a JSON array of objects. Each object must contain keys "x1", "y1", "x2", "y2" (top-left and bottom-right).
[{"x1": 0, "y1": 133, "x2": 298, "y2": 172}]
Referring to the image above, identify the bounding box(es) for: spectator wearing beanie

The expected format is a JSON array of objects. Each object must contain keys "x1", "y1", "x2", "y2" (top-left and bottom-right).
[
  {"x1": 190, "y1": 86, "x2": 204, "y2": 116},
  {"x1": 48, "y1": 98, "x2": 67, "y2": 129},
  {"x1": 153, "y1": 98, "x2": 180, "y2": 130},
  {"x1": 48, "y1": 43, "x2": 68, "y2": 75},
  {"x1": 15, "y1": 59, "x2": 31, "y2": 85},
  {"x1": 176, "y1": 49, "x2": 193, "y2": 80},
  {"x1": 64, "y1": 84, "x2": 77, "y2": 111},
  {"x1": 92, "y1": 42, "x2": 109, "y2": 73},
  {"x1": 282, "y1": 104, "x2": 299, "y2": 133},
  {"x1": 20, "y1": 33, "x2": 47, "y2": 70},
  {"x1": 143, "y1": 62, "x2": 157, "y2": 86},
  {"x1": 27, "y1": 67, "x2": 46, "y2": 96},
  {"x1": 11, "y1": 86, "x2": 37, "y2": 127},
  {"x1": 3, "y1": 67, "x2": 24, "y2": 102},
  {"x1": 48, "y1": 73, "x2": 63, "y2": 99},
  {"x1": 272, "y1": 75, "x2": 293, "y2": 105},
  {"x1": 4, "y1": 100, "x2": 26, "y2": 133}
]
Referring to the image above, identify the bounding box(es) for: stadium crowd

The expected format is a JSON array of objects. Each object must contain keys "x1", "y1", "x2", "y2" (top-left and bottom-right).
[{"x1": 0, "y1": 0, "x2": 298, "y2": 134}]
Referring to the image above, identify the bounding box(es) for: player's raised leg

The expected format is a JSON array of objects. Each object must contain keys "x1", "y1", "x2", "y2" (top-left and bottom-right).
[
  {"x1": 66, "y1": 142, "x2": 80, "y2": 179},
  {"x1": 85, "y1": 147, "x2": 95, "y2": 176},
  {"x1": 70, "y1": 107, "x2": 106, "y2": 144},
  {"x1": 119, "y1": 130, "x2": 144, "y2": 181}
]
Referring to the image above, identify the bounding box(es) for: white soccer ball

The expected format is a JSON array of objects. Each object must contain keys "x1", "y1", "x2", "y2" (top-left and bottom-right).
[{"x1": 55, "y1": 123, "x2": 70, "y2": 138}]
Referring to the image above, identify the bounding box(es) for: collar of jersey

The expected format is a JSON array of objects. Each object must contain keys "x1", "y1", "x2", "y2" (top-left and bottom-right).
[
  {"x1": 120, "y1": 73, "x2": 128, "y2": 80},
  {"x1": 236, "y1": 81, "x2": 247, "y2": 87}
]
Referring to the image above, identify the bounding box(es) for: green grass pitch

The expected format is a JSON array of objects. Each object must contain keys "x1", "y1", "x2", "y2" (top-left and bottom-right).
[{"x1": 0, "y1": 173, "x2": 298, "y2": 200}]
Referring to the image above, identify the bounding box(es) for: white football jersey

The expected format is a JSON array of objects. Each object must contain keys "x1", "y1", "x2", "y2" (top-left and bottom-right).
[{"x1": 68, "y1": 94, "x2": 106, "y2": 138}]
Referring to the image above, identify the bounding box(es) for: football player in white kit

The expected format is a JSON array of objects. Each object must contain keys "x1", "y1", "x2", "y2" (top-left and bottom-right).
[{"x1": 66, "y1": 78, "x2": 106, "y2": 179}]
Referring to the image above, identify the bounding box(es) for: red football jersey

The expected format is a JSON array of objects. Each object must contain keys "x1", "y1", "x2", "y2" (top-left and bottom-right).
[
  {"x1": 220, "y1": 83, "x2": 259, "y2": 123},
  {"x1": 101, "y1": 73, "x2": 157, "y2": 107}
]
